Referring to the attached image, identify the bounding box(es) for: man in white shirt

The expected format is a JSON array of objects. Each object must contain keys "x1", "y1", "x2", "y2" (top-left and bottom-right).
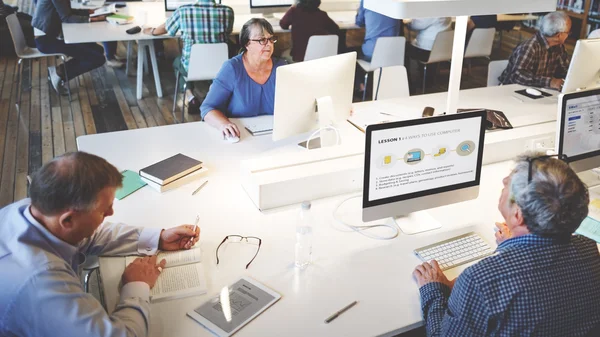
[{"x1": 0, "y1": 151, "x2": 200, "y2": 337}]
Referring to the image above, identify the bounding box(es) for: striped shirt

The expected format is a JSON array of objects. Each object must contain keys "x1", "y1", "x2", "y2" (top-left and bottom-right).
[
  {"x1": 419, "y1": 234, "x2": 600, "y2": 336},
  {"x1": 166, "y1": 0, "x2": 234, "y2": 72},
  {"x1": 499, "y1": 31, "x2": 570, "y2": 89}
]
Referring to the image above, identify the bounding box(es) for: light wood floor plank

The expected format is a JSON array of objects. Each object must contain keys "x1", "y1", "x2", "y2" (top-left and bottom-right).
[
  {"x1": 40, "y1": 57, "x2": 54, "y2": 165},
  {"x1": 14, "y1": 61, "x2": 31, "y2": 201}
]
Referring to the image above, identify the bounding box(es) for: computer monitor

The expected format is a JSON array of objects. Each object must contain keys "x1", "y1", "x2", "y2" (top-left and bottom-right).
[
  {"x1": 165, "y1": 0, "x2": 196, "y2": 13},
  {"x1": 250, "y1": 0, "x2": 294, "y2": 16},
  {"x1": 272, "y1": 52, "x2": 356, "y2": 146},
  {"x1": 562, "y1": 39, "x2": 600, "y2": 93},
  {"x1": 362, "y1": 110, "x2": 487, "y2": 234},
  {"x1": 556, "y1": 88, "x2": 600, "y2": 174}
]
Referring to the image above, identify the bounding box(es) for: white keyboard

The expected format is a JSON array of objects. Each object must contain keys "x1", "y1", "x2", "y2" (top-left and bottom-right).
[{"x1": 414, "y1": 232, "x2": 495, "y2": 271}]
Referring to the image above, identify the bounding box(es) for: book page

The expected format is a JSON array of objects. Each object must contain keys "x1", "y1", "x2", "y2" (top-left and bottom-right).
[
  {"x1": 125, "y1": 248, "x2": 202, "y2": 268},
  {"x1": 150, "y1": 264, "x2": 207, "y2": 302}
]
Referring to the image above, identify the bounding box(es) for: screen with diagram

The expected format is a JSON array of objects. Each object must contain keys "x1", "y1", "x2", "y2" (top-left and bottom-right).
[
  {"x1": 366, "y1": 115, "x2": 483, "y2": 203},
  {"x1": 561, "y1": 93, "x2": 600, "y2": 158}
]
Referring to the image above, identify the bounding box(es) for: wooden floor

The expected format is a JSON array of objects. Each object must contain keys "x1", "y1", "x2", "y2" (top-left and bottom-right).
[{"x1": 0, "y1": 28, "x2": 556, "y2": 208}]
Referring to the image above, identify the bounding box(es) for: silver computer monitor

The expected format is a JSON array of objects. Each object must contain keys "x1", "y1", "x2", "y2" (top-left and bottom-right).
[
  {"x1": 362, "y1": 110, "x2": 487, "y2": 234},
  {"x1": 563, "y1": 39, "x2": 600, "y2": 93},
  {"x1": 250, "y1": 0, "x2": 294, "y2": 16},
  {"x1": 556, "y1": 88, "x2": 600, "y2": 173},
  {"x1": 272, "y1": 52, "x2": 356, "y2": 143}
]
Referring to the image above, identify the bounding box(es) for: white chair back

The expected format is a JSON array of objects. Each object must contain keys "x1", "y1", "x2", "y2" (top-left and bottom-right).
[
  {"x1": 374, "y1": 65, "x2": 409, "y2": 100},
  {"x1": 6, "y1": 14, "x2": 27, "y2": 57},
  {"x1": 487, "y1": 60, "x2": 509, "y2": 87},
  {"x1": 370, "y1": 36, "x2": 406, "y2": 68},
  {"x1": 465, "y1": 28, "x2": 496, "y2": 58},
  {"x1": 304, "y1": 35, "x2": 338, "y2": 61},
  {"x1": 187, "y1": 43, "x2": 229, "y2": 81},
  {"x1": 427, "y1": 30, "x2": 454, "y2": 64},
  {"x1": 589, "y1": 29, "x2": 600, "y2": 39}
]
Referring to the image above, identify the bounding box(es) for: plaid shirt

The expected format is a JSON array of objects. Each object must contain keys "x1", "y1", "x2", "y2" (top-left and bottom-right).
[
  {"x1": 499, "y1": 31, "x2": 570, "y2": 89},
  {"x1": 419, "y1": 234, "x2": 600, "y2": 337},
  {"x1": 166, "y1": 0, "x2": 233, "y2": 71}
]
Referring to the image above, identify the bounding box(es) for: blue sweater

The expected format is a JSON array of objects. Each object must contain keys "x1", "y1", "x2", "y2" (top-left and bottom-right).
[{"x1": 200, "y1": 54, "x2": 287, "y2": 119}]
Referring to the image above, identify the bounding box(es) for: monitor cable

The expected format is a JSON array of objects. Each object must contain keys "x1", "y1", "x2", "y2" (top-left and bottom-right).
[
  {"x1": 332, "y1": 194, "x2": 400, "y2": 240},
  {"x1": 306, "y1": 125, "x2": 341, "y2": 149}
]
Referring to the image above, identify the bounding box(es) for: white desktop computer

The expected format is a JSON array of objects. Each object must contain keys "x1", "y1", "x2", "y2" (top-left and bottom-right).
[
  {"x1": 556, "y1": 88, "x2": 600, "y2": 180},
  {"x1": 165, "y1": 0, "x2": 197, "y2": 14},
  {"x1": 562, "y1": 39, "x2": 600, "y2": 93},
  {"x1": 272, "y1": 52, "x2": 356, "y2": 147},
  {"x1": 250, "y1": 0, "x2": 294, "y2": 16},
  {"x1": 362, "y1": 110, "x2": 487, "y2": 234}
]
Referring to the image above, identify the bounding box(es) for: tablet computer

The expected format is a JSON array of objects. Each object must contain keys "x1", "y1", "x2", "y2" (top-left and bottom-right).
[{"x1": 187, "y1": 277, "x2": 281, "y2": 337}]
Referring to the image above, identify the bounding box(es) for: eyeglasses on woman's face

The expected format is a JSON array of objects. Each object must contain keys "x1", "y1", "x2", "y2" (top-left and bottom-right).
[{"x1": 250, "y1": 36, "x2": 278, "y2": 46}]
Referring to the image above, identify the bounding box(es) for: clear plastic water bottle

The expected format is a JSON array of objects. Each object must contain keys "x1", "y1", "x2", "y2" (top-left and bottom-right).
[{"x1": 295, "y1": 201, "x2": 313, "y2": 269}]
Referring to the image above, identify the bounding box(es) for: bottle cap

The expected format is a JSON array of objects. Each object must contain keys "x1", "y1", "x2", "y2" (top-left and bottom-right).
[{"x1": 301, "y1": 201, "x2": 311, "y2": 210}]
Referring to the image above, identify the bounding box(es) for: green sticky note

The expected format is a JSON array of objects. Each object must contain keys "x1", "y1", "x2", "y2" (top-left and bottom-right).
[{"x1": 115, "y1": 170, "x2": 147, "y2": 200}]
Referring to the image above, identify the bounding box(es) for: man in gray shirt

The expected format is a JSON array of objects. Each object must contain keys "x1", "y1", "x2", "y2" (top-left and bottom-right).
[
  {"x1": 0, "y1": 152, "x2": 201, "y2": 336},
  {"x1": 32, "y1": 0, "x2": 107, "y2": 94}
]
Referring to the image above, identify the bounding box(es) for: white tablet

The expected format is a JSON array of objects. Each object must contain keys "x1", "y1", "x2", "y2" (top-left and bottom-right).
[{"x1": 187, "y1": 277, "x2": 281, "y2": 337}]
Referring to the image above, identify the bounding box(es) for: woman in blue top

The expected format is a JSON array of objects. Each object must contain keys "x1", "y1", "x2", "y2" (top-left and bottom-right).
[{"x1": 200, "y1": 18, "x2": 287, "y2": 138}]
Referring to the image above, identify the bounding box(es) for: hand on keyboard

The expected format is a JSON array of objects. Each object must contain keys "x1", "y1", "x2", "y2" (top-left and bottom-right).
[{"x1": 413, "y1": 260, "x2": 456, "y2": 288}]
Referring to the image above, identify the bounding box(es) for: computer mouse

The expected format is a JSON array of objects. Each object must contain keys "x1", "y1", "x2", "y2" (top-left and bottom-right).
[
  {"x1": 224, "y1": 135, "x2": 240, "y2": 143},
  {"x1": 526, "y1": 88, "x2": 543, "y2": 96}
]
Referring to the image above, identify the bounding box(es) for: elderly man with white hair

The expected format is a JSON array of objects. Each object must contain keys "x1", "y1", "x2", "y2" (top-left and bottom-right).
[
  {"x1": 413, "y1": 152, "x2": 600, "y2": 336},
  {"x1": 499, "y1": 11, "x2": 571, "y2": 90}
]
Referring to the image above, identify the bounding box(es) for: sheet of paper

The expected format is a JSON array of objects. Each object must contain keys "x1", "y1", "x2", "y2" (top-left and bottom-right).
[{"x1": 151, "y1": 264, "x2": 205, "y2": 296}]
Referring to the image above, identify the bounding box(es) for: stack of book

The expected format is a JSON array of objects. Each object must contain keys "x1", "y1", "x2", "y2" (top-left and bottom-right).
[{"x1": 139, "y1": 153, "x2": 207, "y2": 192}]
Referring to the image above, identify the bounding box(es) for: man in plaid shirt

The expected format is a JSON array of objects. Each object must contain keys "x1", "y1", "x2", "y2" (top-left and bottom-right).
[
  {"x1": 499, "y1": 11, "x2": 571, "y2": 90},
  {"x1": 143, "y1": 0, "x2": 234, "y2": 112},
  {"x1": 413, "y1": 153, "x2": 600, "y2": 337}
]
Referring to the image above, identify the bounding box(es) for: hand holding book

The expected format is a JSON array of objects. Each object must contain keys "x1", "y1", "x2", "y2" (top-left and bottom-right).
[{"x1": 122, "y1": 255, "x2": 167, "y2": 289}]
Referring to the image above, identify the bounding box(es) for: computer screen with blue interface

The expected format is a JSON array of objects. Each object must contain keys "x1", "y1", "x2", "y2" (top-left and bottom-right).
[
  {"x1": 560, "y1": 90, "x2": 600, "y2": 159},
  {"x1": 364, "y1": 112, "x2": 485, "y2": 207}
]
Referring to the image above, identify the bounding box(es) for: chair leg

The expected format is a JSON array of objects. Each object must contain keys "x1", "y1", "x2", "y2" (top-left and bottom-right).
[
  {"x1": 172, "y1": 70, "x2": 180, "y2": 119},
  {"x1": 422, "y1": 64, "x2": 428, "y2": 94},
  {"x1": 15, "y1": 58, "x2": 23, "y2": 107},
  {"x1": 374, "y1": 68, "x2": 383, "y2": 101},
  {"x1": 181, "y1": 82, "x2": 187, "y2": 123},
  {"x1": 362, "y1": 72, "x2": 368, "y2": 102},
  {"x1": 83, "y1": 269, "x2": 92, "y2": 293},
  {"x1": 61, "y1": 56, "x2": 73, "y2": 103},
  {"x1": 126, "y1": 41, "x2": 132, "y2": 76}
]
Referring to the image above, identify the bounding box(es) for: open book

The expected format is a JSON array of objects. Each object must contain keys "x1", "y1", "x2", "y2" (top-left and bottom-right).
[
  {"x1": 125, "y1": 248, "x2": 207, "y2": 302},
  {"x1": 90, "y1": 3, "x2": 117, "y2": 17}
]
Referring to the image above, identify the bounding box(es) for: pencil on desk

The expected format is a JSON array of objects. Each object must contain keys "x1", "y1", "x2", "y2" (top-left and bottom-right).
[{"x1": 192, "y1": 180, "x2": 208, "y2": 196}]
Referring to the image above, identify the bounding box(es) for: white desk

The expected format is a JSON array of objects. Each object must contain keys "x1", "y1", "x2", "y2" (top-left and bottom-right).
[
  {"x1": 63, "y1": 2, "x2": 172, "y2": 100},
  {"x1": 80, "y1": 118, "x2": 509, "y2": 337}
]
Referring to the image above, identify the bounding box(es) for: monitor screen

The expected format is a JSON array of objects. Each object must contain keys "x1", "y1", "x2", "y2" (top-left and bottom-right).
[
  {"x1": 250, "y1": 0, "x2": 294, "y2": 8},
  {"x1": 558, "y1": 89, "x2": 600, "y2": 162},
  {"x1": 165, "y1": 0, "x2": 196, "y2": 11},
  {"x1": 363, "y1": 112, "x2": 486, "y2": 209}
]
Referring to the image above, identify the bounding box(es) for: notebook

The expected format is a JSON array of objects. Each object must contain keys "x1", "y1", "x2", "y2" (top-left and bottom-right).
[
  {"x1": 240, "y1": 116, "x2": 273, "y2": 136},
  {"x1": 90, "y1": 3, "x2": 117, "y2": 17},
  {"x1": 115, "y1": 170, "x2": 147, "y2": 200},
  {"x1": 139, "y1": 153, "x2": 203, "y2": 185},
  {"x1": 125, "y1": 248, "x2": 207, "y2": 303},
  {"x1": 141, "y1": 166, "x2": 208, "y2": 193}
]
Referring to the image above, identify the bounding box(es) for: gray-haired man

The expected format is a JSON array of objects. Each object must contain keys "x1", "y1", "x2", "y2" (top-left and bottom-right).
[
  {"x1": 0, "y1": 152, "x2": 201, "y2": 336},
  {"x1": 499, "y1": 11, "x2": 571, "y2": 90},
  {"x1": 413, "y1": 153, "x2": 600, "y2": 336}
]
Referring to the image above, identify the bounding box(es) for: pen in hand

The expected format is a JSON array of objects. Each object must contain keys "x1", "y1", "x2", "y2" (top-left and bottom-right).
[
  {"x1": 324, "y1": 301, "x2": 358, "y2": 324},
  {"x1": 189, "y1": 215, "x2": 199, "y2": 248}
]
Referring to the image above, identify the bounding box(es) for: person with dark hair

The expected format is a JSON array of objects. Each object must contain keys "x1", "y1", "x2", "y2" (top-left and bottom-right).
[
  {"x1": 279, "y1": 0, "x2": 339, "y2": 62},
  {"x1": 200, "y1": 18, "x2": 287, "y2": 138},
  {"x1": 413, "y1": 152, "x2": 600, "y2": 336},
  {"x1": 0, "y1": 152, "x2": 201, "y2": 336},
  {"x1": 32, "y1": 0, "x2": 107, "y2": 95},
  {"x1": 143, "y1": 0, "x2": 234, "y2": 114}
]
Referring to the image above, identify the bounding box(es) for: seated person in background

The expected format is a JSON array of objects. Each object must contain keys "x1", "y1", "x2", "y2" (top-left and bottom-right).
[
  {"x1": 0, "y1": 151, "x2": 200, "y2": 336},
  {"x1": 407, "y1": 17, "x2": 452, "y2": 62},
  {"x1": 1, "y1": 0, "x2": 35, "y2": 48},
  {"x1": 32, "y1": 0, "x2": 107, "y2": 95},
  {"x1": 143, "y1": 0, "x2": 234, "y2": 113},
  {"x1": 355, "y1": 0, "x2": 401, "y2": 61},
  {"x1": 200, "y1": 18, "x2": 286, "y2": 138},
  {"x1": 413, "y1": 152, "x2": 600, "y2": 336},
  {"x1": 499, "y1": 11, "x2": 571, "y2": 90},
  {"x1": 279, "y1": 0, "x2": 340, "y2": 63}
]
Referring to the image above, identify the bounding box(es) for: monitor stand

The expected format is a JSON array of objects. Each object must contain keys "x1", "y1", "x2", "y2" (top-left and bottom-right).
[
  {"x1": 298, "y1": 95, "x2": 341, "y2": 150},
  {"x1": 394, "y1": 211, "x2": 441, "y2": 235}
]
